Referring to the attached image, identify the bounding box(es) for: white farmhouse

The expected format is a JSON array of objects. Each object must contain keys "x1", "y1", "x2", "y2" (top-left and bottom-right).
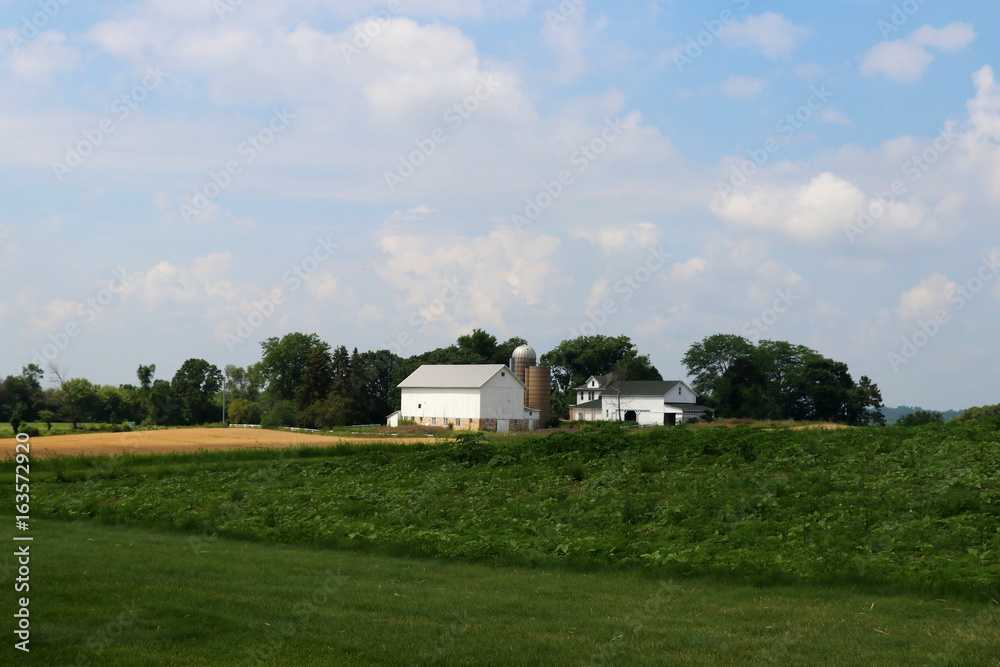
[
  {"x1": 387, "y1": 364, "x2": 539, "y2": 432},
  {"x1": 569, "y1": 373, "x2": 713, "y2": 426}
]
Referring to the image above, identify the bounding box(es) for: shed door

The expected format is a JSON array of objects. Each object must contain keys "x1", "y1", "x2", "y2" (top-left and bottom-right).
[{"x1": 497, "y1": 420, "x2": 510, "y2": 433}]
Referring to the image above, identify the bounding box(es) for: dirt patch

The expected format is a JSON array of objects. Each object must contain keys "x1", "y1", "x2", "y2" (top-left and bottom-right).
[{"x1": 21, "y1": 427, "x2": 438, "y2": 459}]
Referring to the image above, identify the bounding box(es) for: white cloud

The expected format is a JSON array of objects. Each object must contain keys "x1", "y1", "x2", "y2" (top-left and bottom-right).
[
  {"x1": 897, "y1": 274, "x2": 957, "y2": 320},
  {"x1": 818, "y1": 108, "x2": 852, "y2": 126},
  {"x1": 719, "y1": 75, "x2": 765, "y2": 99},
  {"x1": 569, "y1": 221, "x2": 661, "y2": 255},
  {"x1": 6, "y1": 31, "x2": 81, "y2": 81},
  {"x1": 861, "y1": 22, "x2": 976, "y2": 83},
  {"x1": 670, "y1": 257, "x2": 706, "y2": 282},
  {"x1": 721, "y1": 13, "x2": 810, "y2": 59},
  {"x1": 711, "y1": 172, "x2": 865, "y2": 245}
]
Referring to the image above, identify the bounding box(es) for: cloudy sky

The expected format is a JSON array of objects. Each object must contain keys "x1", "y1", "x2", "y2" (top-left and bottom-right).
[{"x1": 2, "y1": 0, "x2": 998, "y2": 411}]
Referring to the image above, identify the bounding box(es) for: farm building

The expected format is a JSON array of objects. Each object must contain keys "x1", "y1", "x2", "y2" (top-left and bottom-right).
[
  {"x1": 388, "y1": 363, "x2": 541, "y2": 432},
  {"x1": 569, "y1": 373, "x2": 713, "y2": 426}
]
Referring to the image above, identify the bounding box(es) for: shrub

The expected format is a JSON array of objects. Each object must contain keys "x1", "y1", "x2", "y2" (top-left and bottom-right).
[
  {"x1": 895, "y1": 409, "x2": 944, "y2": 427},
  {"x1": 261, "y1": 401, "x2": 297, "y2": 428}
]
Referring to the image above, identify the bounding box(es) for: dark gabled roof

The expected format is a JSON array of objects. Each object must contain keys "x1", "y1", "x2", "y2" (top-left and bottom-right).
[
  {"x1": 612, "y1": 380, "x2": 681, "y2": 396},
  {"x1": 572, "y1": 373, "x2": 617, "y2": 391},
  {"x1": 571, "y1": 399, "x2": 603, "y2": 410}
]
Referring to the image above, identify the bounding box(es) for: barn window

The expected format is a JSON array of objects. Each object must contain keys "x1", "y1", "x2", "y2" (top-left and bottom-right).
[
  {"x1": 418, "y1": 403, "x2": 421, "y2": 409},
  {"x1": 501, "y1": 371, "x2": 505, "y2": 376}
]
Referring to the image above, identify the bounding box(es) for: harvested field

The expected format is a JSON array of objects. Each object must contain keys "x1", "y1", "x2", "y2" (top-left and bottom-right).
[{"x1": 20, "y1": 427, "x2": 435, "y2": 458}]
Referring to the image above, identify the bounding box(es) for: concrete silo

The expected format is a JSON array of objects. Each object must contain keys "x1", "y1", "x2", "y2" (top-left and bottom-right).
[
  {"x1": 511, "y1": 344, "x2": 551, "y2": 427},
  {"x1": 525, "y1": 365, "x2": 551, "y2": 426},
  {"x1": 511, "y1": 344, "x2": 536, "y2": 384}
]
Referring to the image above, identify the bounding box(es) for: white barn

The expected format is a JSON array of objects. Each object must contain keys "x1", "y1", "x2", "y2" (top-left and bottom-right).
[
  {"x1": 389, "y1": 364, "x2": 539, "y2": 432},
  {"x1": 569, "y1": 374, "x2": 713, "y2": 426}
]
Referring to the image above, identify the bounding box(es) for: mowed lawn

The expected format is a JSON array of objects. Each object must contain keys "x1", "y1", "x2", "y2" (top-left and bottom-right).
[{"x1": 5, "y1": 518, "x2": 997, "y2": 666}]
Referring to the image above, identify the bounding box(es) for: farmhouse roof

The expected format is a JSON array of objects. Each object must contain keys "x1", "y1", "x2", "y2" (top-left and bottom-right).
[
  {"x1": 572, "y1": 399, "x2": 602, "y2": 409},
  {"x1": 572, "y1": 373, "x2": 617, "y2": 391},
  {"x1": 614, "y1": 380, "x2": 682, "y2": 396},
  {"x1": 398, "y1": 364, "x2": 525, "y2": 389}
]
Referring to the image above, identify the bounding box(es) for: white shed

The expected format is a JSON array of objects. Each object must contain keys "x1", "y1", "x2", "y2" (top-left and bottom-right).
[{"x1": 396, "y1": 364, "x2": 538, "y2": 431}]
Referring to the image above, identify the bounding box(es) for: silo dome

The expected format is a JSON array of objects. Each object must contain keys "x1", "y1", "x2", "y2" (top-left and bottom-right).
[{"x1": 512, "y1": 344, "x2": 536, "y2": 362}]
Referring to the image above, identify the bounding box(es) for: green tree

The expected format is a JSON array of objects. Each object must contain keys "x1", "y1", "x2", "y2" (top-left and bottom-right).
[
  {"x1": 295, "y1": 347, "x2": 334, "y2": 408},
  {"x1": 227, "y1": 398, "x2": 262, "y2": 425},
  {"x1": 62, "y1": 378, "x2": 100, "y2": 428},
  {"x1": 896, "y1": 409, "x2": 944, "y2": 426},
  {"x1": 171, "y1": 359, "x2": 223, "y2": 425},
  {"x1": 681, "y1": 334, "x2": 755, "y2": 399},
  {"x1": 541, "y1": 335, "x2": 661, "y2": 420},
  {"x1": 260, "y1": 333, "x2": 329, "y2": 401},
  {"x1": 789, "y1": 354, "x2": 853, "y2": 422},
  {"x1": 456, "y1": 329, "x2": 498, "y2": 362},
  {"x1": 541, "y1": 335, "x2": 661, "y2": 394},
  {"x1": 38, "y1": 409, "x2": 55, "y2": 431},
  {"x1": 848, "y1": 375, "x2": 885, "y2": 426},
  {"x1": 953, "y1": 403, "x2": 1000, "y2": 422},
  {"x1": 356, "y1": 349, "x2": 401, "y2": 423}
]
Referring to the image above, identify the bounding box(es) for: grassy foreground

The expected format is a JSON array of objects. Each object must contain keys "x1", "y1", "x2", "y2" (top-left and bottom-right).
[
  {"x1": 3, "y1": 518, "x2": 998, "y2": 665},
  {"x1": 27, "y1": 422, "x2": 1000, "y2": 593}
]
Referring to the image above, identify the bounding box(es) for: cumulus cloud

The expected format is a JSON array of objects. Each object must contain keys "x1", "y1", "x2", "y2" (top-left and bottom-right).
[
  {"x1": 719, "y1": 75, "x2": 766, "y2": 99},
  {"x1": 861, "y1": 22, "x2": 976, "y2": 83},
  {"x1": 721, "y1": 13, "x2": 810, "y2": 59},
  {"x1": 897, "y1": 273, "x2": 958, "y2": 320},
  {"x1": 711, "y1": 172, "x2": 865, "y2": 245},
  {"x1": 6, "y1": 31, "x2": 81, "y2": 81}
]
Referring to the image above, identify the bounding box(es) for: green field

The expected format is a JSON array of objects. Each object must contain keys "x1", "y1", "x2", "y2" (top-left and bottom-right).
[
  {"x1": 2, "y1": 519, "x2": 997, "y2": 665},
  {"x1": 5, "y1": 421, "x2": 1000, "y2": 663}
]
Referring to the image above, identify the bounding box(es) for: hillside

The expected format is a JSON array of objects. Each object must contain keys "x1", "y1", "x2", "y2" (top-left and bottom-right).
[{"x1": 31, "y1": 421, "x2": 1000, "y2": 595}]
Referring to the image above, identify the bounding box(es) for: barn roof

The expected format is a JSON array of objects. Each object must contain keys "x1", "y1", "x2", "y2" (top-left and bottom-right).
[{"x1": 398, "y1": 364, "x2": 525, "y2": 389}]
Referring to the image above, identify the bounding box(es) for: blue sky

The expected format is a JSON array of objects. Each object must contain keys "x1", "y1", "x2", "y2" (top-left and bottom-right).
[{"x1": 2, "y1": 0, "x2": 998, "y2": 411}]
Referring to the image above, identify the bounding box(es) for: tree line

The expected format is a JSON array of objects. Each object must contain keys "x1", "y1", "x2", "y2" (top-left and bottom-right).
[
  {"x1": 2, "y1": 330, "x2": 893, "y2": 431},
  {"x1": 682, "y1": 334, "x2": 885, "y2": 425}
]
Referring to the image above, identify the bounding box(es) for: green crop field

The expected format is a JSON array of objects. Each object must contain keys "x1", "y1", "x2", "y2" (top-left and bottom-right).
[{"x1": 4, "y1": 421, "x2": 1000, "y2": 663}]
